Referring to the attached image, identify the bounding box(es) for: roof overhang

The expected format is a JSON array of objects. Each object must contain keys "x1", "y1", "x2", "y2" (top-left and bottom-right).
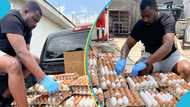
[{"x1": 37, "y1": 0, "x2": 75, "y2": 28}]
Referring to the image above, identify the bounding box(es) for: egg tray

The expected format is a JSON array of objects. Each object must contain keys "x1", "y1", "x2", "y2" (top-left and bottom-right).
[
  {"x1": 126, "y1": 75, "x2": 158, "y2": 91},
  {"x1": 153, "y1": 72, "x2": 186, "y2": 88},
  {"x1": 58, "y1": 82, "x2": 70, "y2": 91},
  {"x1": 90, "y1": 71, "x2": 100, "y2": 87},
  {"x1": 70, "y1": 75, "x2": 99, "y2": 87},
  {"x1": 139, "y1": 89, "x2": 177, "y2": 107},
  {"x1": 27, "y1": 84, "x2": 46, "y2": 95},
  {"x1": 71, "y1": 86, "x2": 92, "y2": 95},
  {"x1": 164, "y1": 82, "x2": 190, "y2": 100},
  {"x1": 62, "y1": 95, "x2": 96, "y2": 107},
  {"x1": 98, "y1": 54, "x2": 117, "y2": 76},
  {"x1": 50, "y1": 73, "x2": 79, "y2": 81},
  {"x1": 29, "y1": 105, "x2": 63, "y2": 107},
  {"x1": 100, "y1": 75, "x2": 128, "y2": 90},
  {"x1": 104, "y1": 88, "x2": 145, "y2": 107},
  {"x1": 29, "y1": 91, "x2": 72, "y2": 106}
]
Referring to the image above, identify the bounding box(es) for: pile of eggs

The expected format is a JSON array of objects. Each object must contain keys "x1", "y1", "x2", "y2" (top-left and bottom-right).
[
  {"x1": 51, "y1": 73, "x2": 79, "y2": 81},
  {"x1": 167, "y1": 82, "x2": 190, "y2": 98},
  {"x1": 88, "y1": 49, "x2": 97, "y2": 69},
  {"x1": 98, "y1": 53, "x2": 117, "y2": 76},
  {"x1": 70, "y1": 75, "x2": 91, "y2": 86},
  {"x1": 29, "y1": 73, "x2": 80, "y2": 94},
  {"x1": 101, "y1": 75, "x2": 128, "y2": 90},
  {"x1": 154, "y1": 73, "x2": 185, "y2": 87},
  {"x1": 127, "y1": 75, "x2": 158, "y2": 90},
  {"x1": 88, "y1": 50, "x2": 100, "y2": 87},
  {"x1": 93, "y1": 88, "x2": 104, "y2": 105},
  {"x1": 64, "y1": 95, "x2": 96, "y2": 107},
  {"x1": 139, "y1": 89, "x2": 176, "y2": 107},
  {"x1": 30, "y1": 92, "x2": 71, "y2": 106},
  {"x1": 71, "y1": 86, "x2": 90, "y2": 95},
  {"x1": 70, "y1": 75, "x2": 99, "y2": 95},
  {"x1": 106, "y1": 88, "x2": 144, "y2": 107},
  {"x1": 98, "y1": 53, "x2": 128, "y2": 90}
]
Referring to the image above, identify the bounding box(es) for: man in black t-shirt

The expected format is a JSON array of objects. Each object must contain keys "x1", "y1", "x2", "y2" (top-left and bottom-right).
[
  {"x1": 115, "y1": 0, "x2": 190, "y2": 82},
  {"x1": 0, "y1": 1, "x2": 59, "y2": 107}
]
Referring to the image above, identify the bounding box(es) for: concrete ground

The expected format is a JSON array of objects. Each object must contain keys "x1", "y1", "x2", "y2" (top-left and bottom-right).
[
  {"x1": 112, "y1": 37, "x2": 190, "y2": 60},
  {"x1": 94, "y1": 36, "x2": 190, "y2": 73}
]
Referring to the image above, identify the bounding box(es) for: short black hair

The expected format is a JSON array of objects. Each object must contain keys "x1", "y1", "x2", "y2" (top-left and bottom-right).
[
  {"x1": 140, "y1": 0, "x2": 158, "y2": 10},
  {"x1": 24, "y1": 1, "x2": 42, "y2": 16}
]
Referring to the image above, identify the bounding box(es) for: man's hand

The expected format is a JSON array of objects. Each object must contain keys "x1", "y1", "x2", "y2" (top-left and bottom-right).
[
  {"x1": 115, "y1": 58, "x2": 127, "y2": 75},
  {"x1": 131, "y1": 61, "x2": 153, "y2": 76},
  {"x1": 39, "y1": 75, "x2": 59, "y2": 94},
  {"x1": 131, "y1": 61, "x2": 147, "y2": 76}
]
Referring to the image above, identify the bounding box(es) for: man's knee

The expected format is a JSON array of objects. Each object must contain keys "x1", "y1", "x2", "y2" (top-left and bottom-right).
[
  {"x1": 175, "y1": 60, "x2": 190, "y2": 76},
  {"x1": 182, "y1": 61, "x2": 190, "y2": 75},
  {"x1": 6, "y1": 59, "x2": 22, "y2": 75}
]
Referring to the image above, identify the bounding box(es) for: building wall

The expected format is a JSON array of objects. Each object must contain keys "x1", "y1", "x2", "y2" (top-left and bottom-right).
[
  {"x1": 183, "y1": 0, "x2": 190, "y2": 19},
  {"x1": 31, "y1": 17, "x2": 62, "y2": 57},
  {"x1": 10, "y1": 0, "x2": 64, "y2": 57},
  {"x1": 109, "y1": 0, "x2": 140, "y2": 35}
]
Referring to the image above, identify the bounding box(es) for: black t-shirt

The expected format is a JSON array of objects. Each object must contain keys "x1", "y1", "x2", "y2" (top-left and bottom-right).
[
  {"x1": 131, "y1": 12, "x2": 176, "y2": 59},
  {"x1": 0, "y1": 10, "x2": 32, "y2": 56}
]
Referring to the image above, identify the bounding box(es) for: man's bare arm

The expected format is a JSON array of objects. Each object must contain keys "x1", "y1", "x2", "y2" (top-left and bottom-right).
[
  {"x1": 147, "y1": 33, "x2": 175, "y2": 64},
  {"x1": 121, "y1": 36, "x2": 137, "y2": 58},
  {"x1": 7, "y1": 33, "x2": 45, "y2": 81}
]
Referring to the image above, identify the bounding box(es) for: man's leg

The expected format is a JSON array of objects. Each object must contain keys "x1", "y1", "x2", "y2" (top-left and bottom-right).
[
  {"x1": 173, "y1": 60, "x2": 190, "y2": 82},
  {"x1": 97, "y1": 28, "x2": 100, "y2": 41},
  {"x1": 0, "y1": 54, "x2": 28, "y2": 107},
  {"x1": 1, "y1": 55, "x2": 40, "y2": 105}
]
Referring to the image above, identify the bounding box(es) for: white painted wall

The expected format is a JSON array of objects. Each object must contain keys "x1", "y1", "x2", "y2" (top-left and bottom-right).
[
  {"x1": 183, "y1": 0, "x2": 190, "y2": 18},
  {"x1": 183, "y1": 0, "x2": 190, "y2": 42},
  {"x1": 31, "y1": 17, "x2": 62, "y2": 57},
  {"x1": 10, "y1": 0, "x2": 70, "y2": 57}
]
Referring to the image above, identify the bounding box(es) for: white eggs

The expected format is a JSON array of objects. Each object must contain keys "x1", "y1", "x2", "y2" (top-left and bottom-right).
[
  {"x1": 106, "y1": 80, "x2": 111, "y2": 87},
  {"x1": 65, "y1": 97, "x2": 74, "y2": 107},
  {"x1": 93, "y1": 88, "x2": 97, "y2": 93},
  {"x1": 101, "y1": 81, "x2": 107, "y2": 89},
  {"x1": 117, "y1": 98, "x2": 123, "y2": 105},
  {"x1": 116, "y1": 82, "x2": 121, "y2": 88},
  {"x1": 122, "y1": 96, "x2": 129, "y2": 106},
  {"x1": 111, "y1": 82, "x2": 116, "y2": 89},
  {"x1": 110, "y1": 97, "x2": 117, "y2": 106}
]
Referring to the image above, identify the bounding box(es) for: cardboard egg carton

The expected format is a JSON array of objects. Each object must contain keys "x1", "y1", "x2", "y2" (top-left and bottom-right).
[
  {"x1": 139, "y1": 89, "x2": 177, "y2": 107},
  {"x1": 50, "y1": 73, "x2": 79, "y2": 81},
  {"x1": 71, "y1": 86, "x2": 91, "y2": 95},
  {"x1": 100, "y1": 75, "x2": 128, "y2": 90},
  {"x1": 70, "y1": 75, "x2": 98, "y2": 95},
  {"x1": 27, "y1": 82, "x2": 70, "y2": 95},
  {"x1": 127, "y1": 75, "x2": 158, "y2": 90},
  {"x1": 89, "y1": 68, "x2": 100, "y2": 86},
  {"x1": 88, "y1": 49, "x2": 98, "y2": 69},
  {"x1": 105, "y1": 88, "x2": 145, "y2": 107},
  {"x1": 165, "y1": 82, "x2": 190, "y2": 99},
  {"x1": 98, "y1": 53, "x2": 117, "y2": 76},
  {"x1": 30, "y1": 91, "x2": 71, "y2": 106},
  {"x1": 27, "y1": 83, "x2": 48, "y2": 95},
  {"x1": 70, "y1": 75, "x2": 98, "y2": 87},
  {"x1": 63, "y1": 95, "x2": 96, "y2": 107},
  {"x1": 58, "y1": 82, "x2": 70, "y2": 91},
  {"x1": 153, "y1": 73, "x2": 185, "y2": 87}
]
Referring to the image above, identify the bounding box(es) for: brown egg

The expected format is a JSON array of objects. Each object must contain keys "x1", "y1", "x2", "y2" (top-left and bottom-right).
[
  {"x1": 115, "y1": 89, "x2": 121, "y2": 99},
  {"x1": 98, "y1": 94, "x2": 104, "y2": 102},
  {"x1": 155, "y1": 96, "x2": 162, "y2": 106},
  {"x1": 120, "y1": 88, "x2": 126, "y2": 97},
  {"x1": 75, "y1": 96, "x2": 82, "y2": 105}
]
